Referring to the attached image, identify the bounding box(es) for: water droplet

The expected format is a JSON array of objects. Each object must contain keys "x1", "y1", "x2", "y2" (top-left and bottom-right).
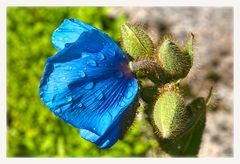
[
  {"x1": 128, "y1": 82, "x2": 132, "y2": 87},
  {"x1": 95, "y1": 90, "x2": 104, "y2": 100},
  {"x1": 78, "y1": 102, "x2": 84, "y2": 108},
  {"x1": 119, "y1": 101, "x2": 126, "y2": 107},
  {"x1": 55, "y1": 108, "x2": 62, "y2": 114},
  {"x1": 87, "y1": 59, "x2": 97, "y2": 67},
  {"x1": 59, "y1": 38, "x2": 63, "y2": 41},
  {"x1": 68, "y1": 66, "x2": 73, "y2": 70},
  {"x1": 42, "y1": 85, "x2": 48, "y2": 90},
  {"x1": 81, "y1": 52, "x2": 90, "y2": 58},
  {"x1": 45, "y1": 101, "x2": 52, "y2": 107},
  {"x1": 97, "y1": 53, "x2": 105, "y2": 61},
  {"x1": 84, "y1": 82, "x2": 94, "y2": 90},
  {"x1": 52, "y1": 95, "x2": 57, "y2": 102},
  {"x1": 115, "y1": 71, "x2": 124, "y2": 78},
  {"x1": 78, "y1": 70, "x2": 86, "y2": 78},
  {"x1": 65, "y1": 43, "x2": 71, "y2": 47},
  {"x1": 62, "y1": 76, "x2": 66, "y2": 80},
  {"x1": 65, "y1": 96, "x2": 73, "y2": 102},
  {"x1": 134, "y1": 85, "x2": 138, "y2": 92},
  {"x1": 40, "y1": 91, "x2": 44, "y2": 96},
  {"x1": 126, "y1": 92, "x2": 133, "y2": 99}
]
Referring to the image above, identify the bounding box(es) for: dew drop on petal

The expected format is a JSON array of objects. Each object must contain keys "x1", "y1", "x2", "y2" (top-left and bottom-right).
[
  {"x1": 97, "y1": 53, "x2": 105, "y2": 61},
  {"x1": 52, "y1": 95, "x2": 56, "y2": 102},
  {"x1": 46, "y1": 101, "x2": 52, "y2": 107},
  {"x1": 42, "y1": 85, "x2": 48, "y2": 90},
  {"x1": 65, "y1": 43, "x2": 71, "y2": 47},
  {"x1": 87, "y1": 59, "x2": 97, "y2": 67},
  {"x1": 78, "y1": 70, "x2": 86, "y2": 78},
  {"x1": 78, "y1": 102, "x2": 84, "y2": 108},
  {"x1": 83, "y1": 82, "x2": 94, "y2": 90},
  {"x1": 125, "y1": 91, "x2": 133, "y2": 99},
  {"x1": 68, "y1": 66, "x2": 73, "y2": 70},
  {"x1": 119, "y1": 100, "x2": 126, "y2": 107},
  {"x1": 109, "y1": 49, "x2": 116, "y2": 56},
  {"x1": 55, "y1": 108, "x2": 62, "y2": 114},
  {"x1": 65, "y1": 96, "x2": 73, "y2": 102},
  {"x1": 81, "y1": 52, "x2": 90, "y2": 58},
  {"x1": 107, "y1": 111, "x2": 113, "y2": 120},
  {"x1": 128, "y1": 82, "x2": 132, "y2": 87},
  {"x1": 134, "y1": 85, "x2": 138, "y2": 92},
  {"x1": 40, "y1": 91, "x2": 44, "y2": 97}
]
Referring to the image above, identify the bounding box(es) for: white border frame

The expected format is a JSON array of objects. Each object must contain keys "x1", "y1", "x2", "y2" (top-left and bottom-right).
[{"x1": 0, "y1": 0, "x2": 239, "y2": 164}]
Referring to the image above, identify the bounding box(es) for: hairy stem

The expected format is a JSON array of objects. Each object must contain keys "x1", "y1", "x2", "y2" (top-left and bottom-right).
[{"x1": 129, "y1": 60, "x2": 168, "y2": 84}]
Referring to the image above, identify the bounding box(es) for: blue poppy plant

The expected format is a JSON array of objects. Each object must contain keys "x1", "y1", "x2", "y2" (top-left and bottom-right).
[{"x1": 39, "y1": 18, "x2": 139, "y2": 149}]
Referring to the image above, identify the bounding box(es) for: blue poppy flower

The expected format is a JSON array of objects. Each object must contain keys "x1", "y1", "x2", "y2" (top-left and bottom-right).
[{"x1": 39, "y1": 18, "x2": 139, "y2": 149}]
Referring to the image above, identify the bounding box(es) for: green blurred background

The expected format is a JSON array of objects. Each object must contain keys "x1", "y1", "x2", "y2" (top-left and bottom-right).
[{"x1": 7, "y1": 7, "x2": 159, "y2": 157}]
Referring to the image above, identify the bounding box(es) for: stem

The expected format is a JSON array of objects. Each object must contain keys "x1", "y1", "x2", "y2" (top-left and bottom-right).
[
  {"x1": 129, "y1": 60, "x2": 160, "y2": 72},
  {"x1": 129, "y1": 60, "x2": 168, "y2": 84},
  {"x1": 206, "y1": 87, "x2": 213, "y2": 107}
]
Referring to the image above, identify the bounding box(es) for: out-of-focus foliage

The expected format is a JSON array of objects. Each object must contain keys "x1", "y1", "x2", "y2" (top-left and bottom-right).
[{"x1": 7, "y1": 7, "x2": 157, "y2": 157}]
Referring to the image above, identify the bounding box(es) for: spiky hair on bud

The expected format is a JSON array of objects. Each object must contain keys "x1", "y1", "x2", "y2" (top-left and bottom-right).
[
  {"x1": 121, "y1": 22, "x2": 155, "y2": 59},
  {"x1": 152, "y1": 83, "x2": 189, "y2": 139},
  {"x1": 156, "y1": 35, "x2": 193, "y2": 81}
]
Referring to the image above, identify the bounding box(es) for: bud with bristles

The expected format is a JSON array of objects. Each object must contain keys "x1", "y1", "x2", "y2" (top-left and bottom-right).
[
  {"x1": 183, "y1": 33, "x2": 194, "y2": 67},
  {"x1": 121, "y1": 23, "x2": 154, "y2": 59},
  {"x1": 152, "y1": 84, "x2": 188, "y2": 139},
  {"x1": 158, "y1": 38, "x2": 192, "y2": 79}
]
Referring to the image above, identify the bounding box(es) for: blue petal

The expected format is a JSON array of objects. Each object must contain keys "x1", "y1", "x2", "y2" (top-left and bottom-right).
[
  {"x1": 52, "y1": 18, "x2": 96, "y2": 51},
  {"x1": 80, "y1": 116, "x2": 121, "y2": 149},
  {"x1": 40, "y1": 29, "x2": 138, "y2": 139}
]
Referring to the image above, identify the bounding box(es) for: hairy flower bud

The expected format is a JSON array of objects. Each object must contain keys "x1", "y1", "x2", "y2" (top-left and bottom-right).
[
  {"x1": 121, "y1": 23, "x2": 154, "y2": 59},
  {"x1": 158, "y1": 38, "x2": 192, "y2": 79},
  {"x1": 152, "y1": 84, "x2": 187, "y2": 139}
]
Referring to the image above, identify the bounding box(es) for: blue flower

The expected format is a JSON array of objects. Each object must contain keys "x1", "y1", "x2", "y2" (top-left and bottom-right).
[{"x1": 39, "y1": 18, "x2": 139, "y2": 149}]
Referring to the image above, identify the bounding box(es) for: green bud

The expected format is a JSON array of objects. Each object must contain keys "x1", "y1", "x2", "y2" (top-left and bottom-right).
[
  {"x1": 183, "y1": 33, "x2": 194, "y2": 67},
  {"x1": 158, "y1": 39, "x2": 192, "y2": 79},
  {"x1": 121, "y1": 23, "x2": 154, "y2": 58},
  {"x1": 153, "y1": 85, "x2": 187, "y2": 139}
]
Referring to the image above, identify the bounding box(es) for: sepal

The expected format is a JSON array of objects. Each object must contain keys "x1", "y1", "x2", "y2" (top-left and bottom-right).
[{"x1": 121, "y1": 23, "x2": 154, "y2": 59}]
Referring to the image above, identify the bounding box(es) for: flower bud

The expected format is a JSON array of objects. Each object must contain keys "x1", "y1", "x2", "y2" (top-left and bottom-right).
[
  {"x1": 121, "y1": 23, "x2": 154, "y2": 59},
  {"x1": 158, "y1": 38, "x2": 192, "y2": 79},
  {"x1": 152, "y1": 84, "x2": 187, "y2": 139}
]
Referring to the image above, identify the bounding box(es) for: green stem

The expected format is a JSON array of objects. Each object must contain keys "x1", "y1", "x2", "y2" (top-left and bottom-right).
[
  {"x1": 206, "y1": 87, "x2": 213, "y2": 106},
  {"x1": 129, "y1": 60, "x2": 168, "y2": 84}
]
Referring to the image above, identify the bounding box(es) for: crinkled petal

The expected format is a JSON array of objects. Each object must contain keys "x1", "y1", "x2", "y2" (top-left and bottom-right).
[
  {"x1": 52, "y1": 18, "x2": 96, "y2": 51},
  {"x1": 80, "y1": 116, "x2": 121, "y2": 149},
  {"x1": 40, "y1": 29, "x2": 138, "y2": 139}
]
